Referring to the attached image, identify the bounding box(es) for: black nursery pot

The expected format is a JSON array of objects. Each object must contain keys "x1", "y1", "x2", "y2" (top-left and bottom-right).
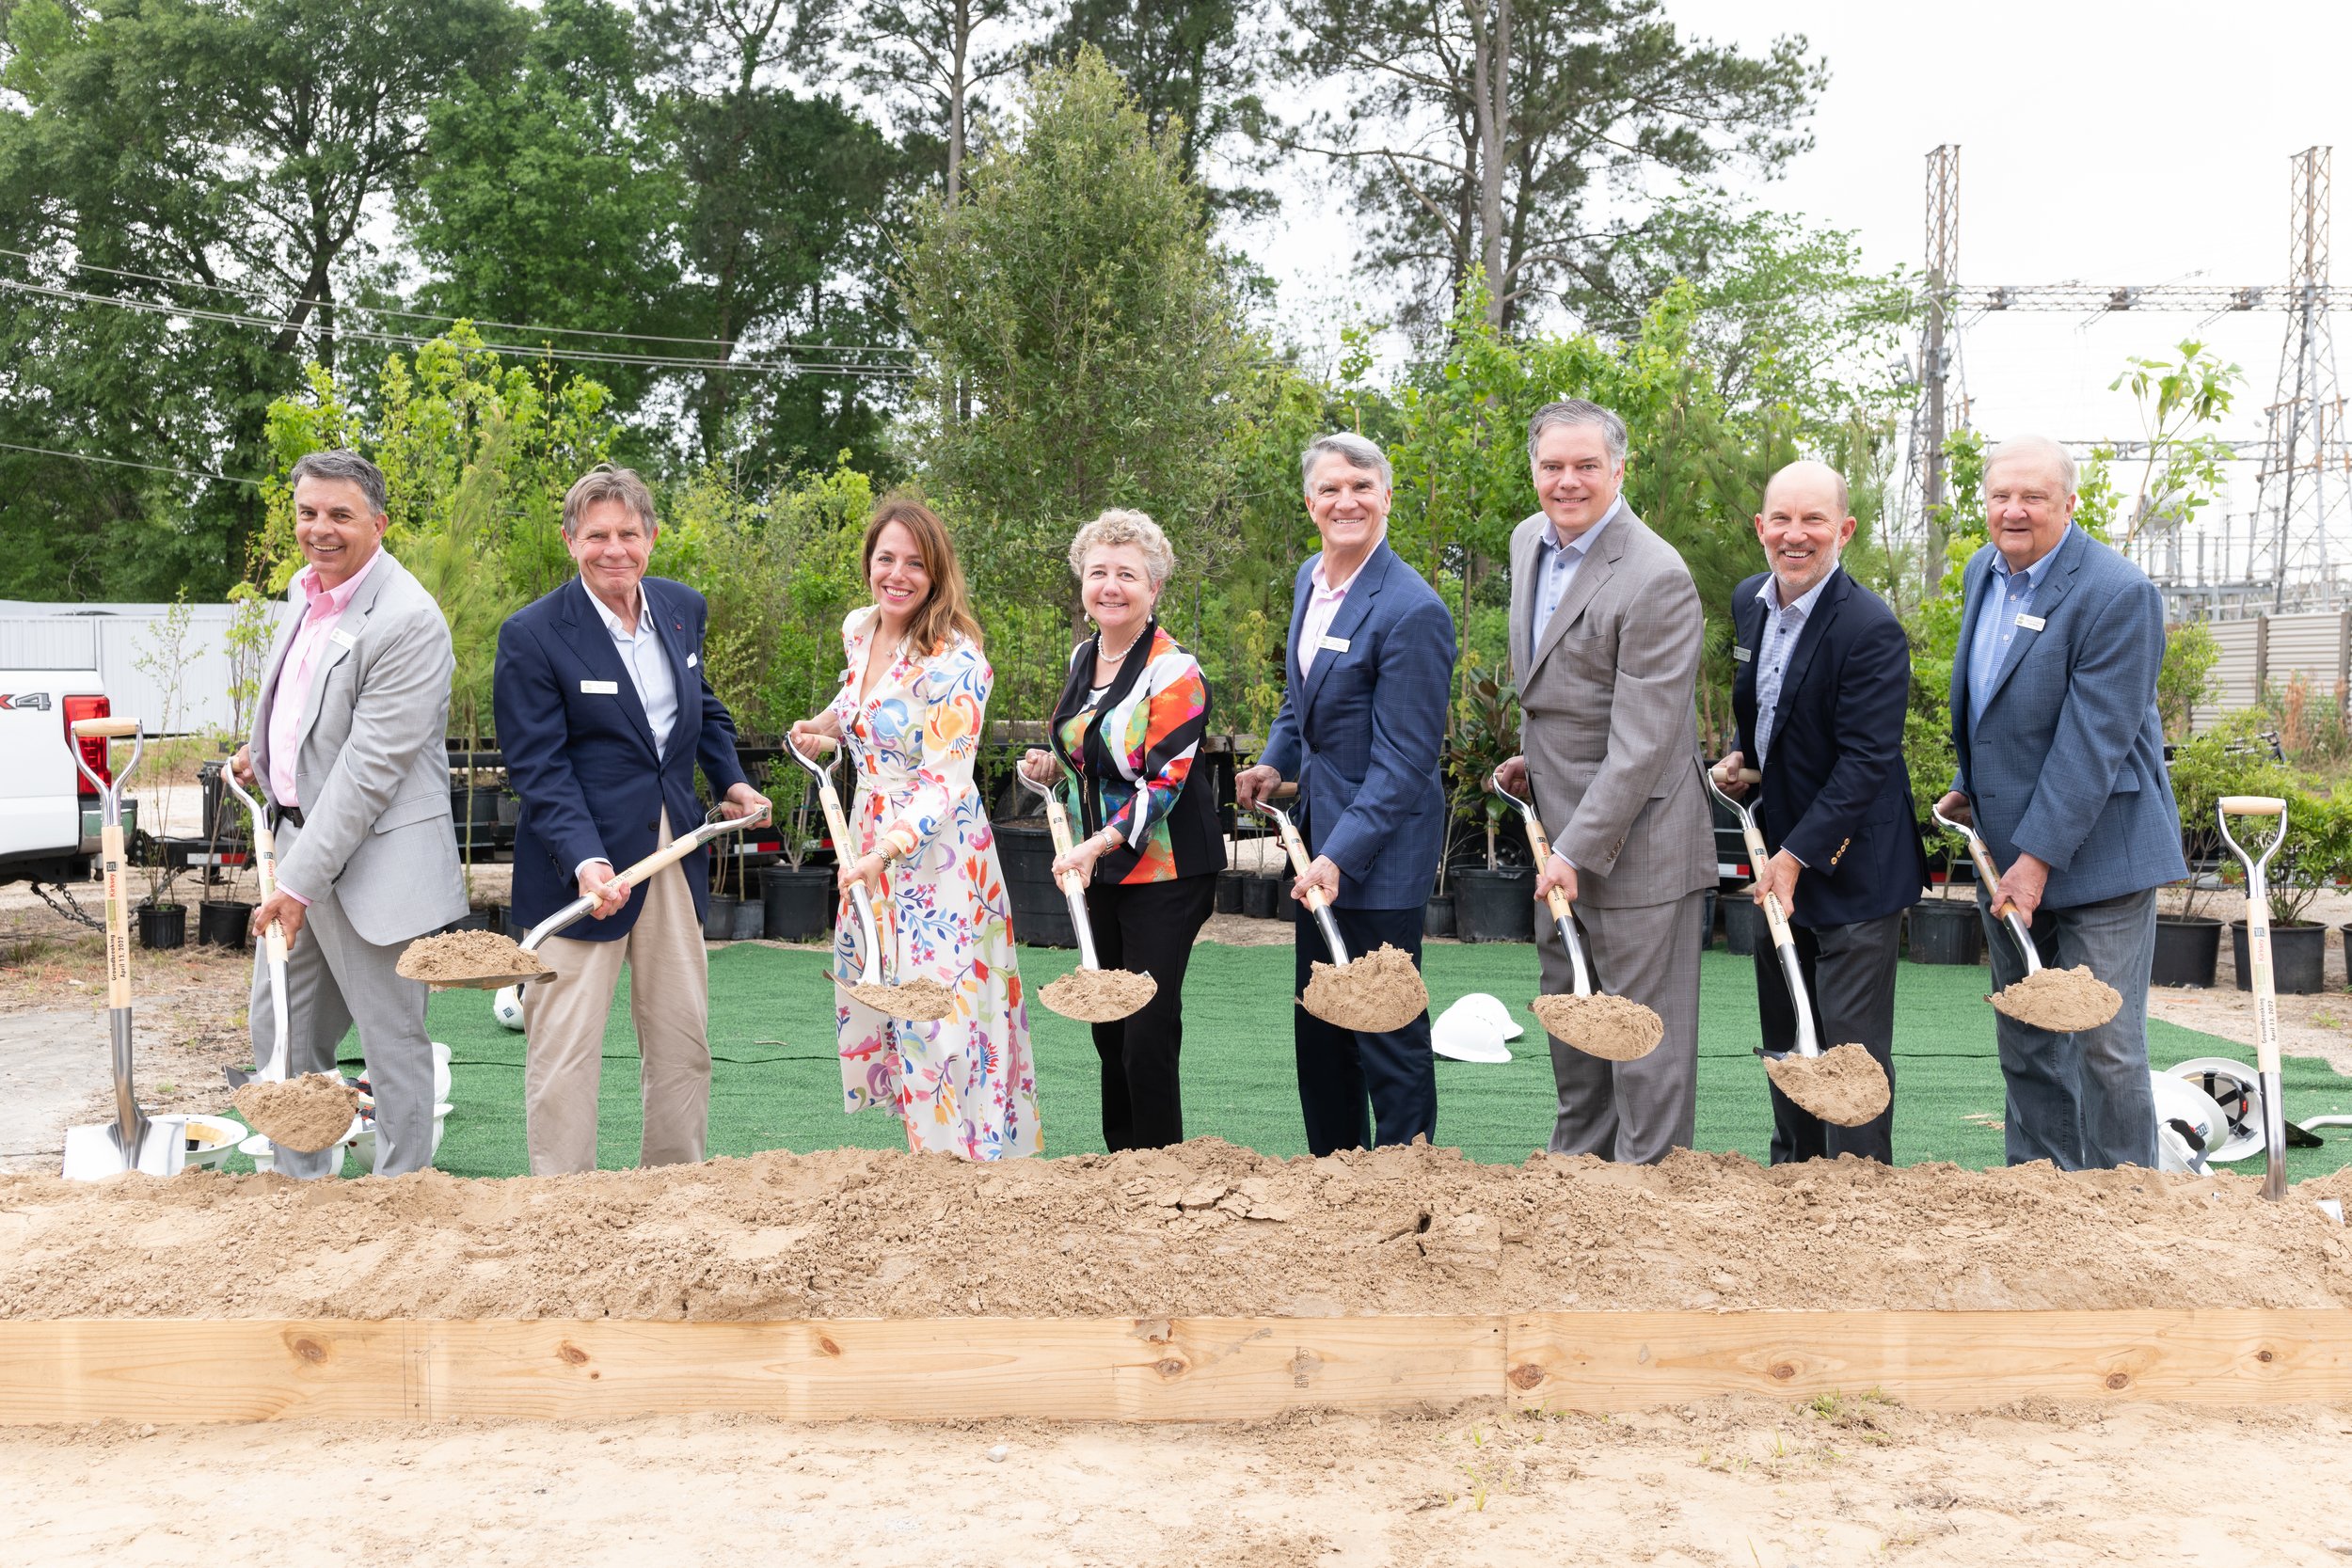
[
  {"x1": 198, "y1": 899, "x2": 254, "y2": 950},
  {"x1": 2233, "y1": 919, "x2": 2327, "y2": 995},
  {"x1": 1905, "y1": 896, "x2": 1982, "y2": 965},
  {"x1": 704, "y1": 894, "x2": 739, "y2": 942},
  {"x1": 1722, "y1": 895, "x2": 1767, "y2": 958},
  {"x1": 1424, "y1": 892, "x2": 1456, "y2": 939},
  {"x1": 994, "y1": 820, "x2": 1076, "y2": 947},
  {"x1": 1242, "y1": 872, "x2": 1281, "y2": 921},
  {"x1": 2152, "y1": 915, "x2": 2221, "y2": 989},
  {"x1": 1215, "y1": 870, "x2": 1247, "y2": 916},
  {"x1": 1453, "y1": 866, "x2": 1534, "y2": 942},
  {"x1": 728, "y1": 895, "x2": 766, "y2": 942},
  {"x1": 761, "y1": 866, "x2": 834, "y2": 942},
  {"x1": 137, "y1": 903, "x2": 185, "y2": 950}
]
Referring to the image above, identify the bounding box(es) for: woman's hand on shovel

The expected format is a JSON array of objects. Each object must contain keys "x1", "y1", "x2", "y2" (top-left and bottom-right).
[
  {"x1": 837, "y1": 850, "x2": 887, "y2": 899},
  {"x1": 788, "y1": 714, "x2": 841, "y2": 754},
  {"x1": 1018, "y1": 748, "x2": 1060, "y2": 785},
  {"x1": 1052, "y1": 826, "x2": 1120, "y2": 885}
]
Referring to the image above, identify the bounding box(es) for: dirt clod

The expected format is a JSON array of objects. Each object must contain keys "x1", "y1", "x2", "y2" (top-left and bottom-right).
[
  {"x1": 230, "y1": 1073, "x2": 359, "y2": 1153},
  {"x1": 1039, "y1": 967, "x2": 1158, "y2": 1022},
  {"x1": 1301, "y1": 944, "x2": 1428, "y2": 1033},
  {"x1": 1532, "y1": 992, "x2": 1663, "y2": 1060},
  {"x1": 842, "y1": 976, "x2": 954, "y2": 1022},
  {"x1": 1764, "y1": 1043, "x2": 1891, "y2": 1127},
  {"x1": 1992, "y1": 966, "x2": 2123, "y2": 1033},
  {"x1": 396, "y1": 931, "x2": 550, "y2": 986}
]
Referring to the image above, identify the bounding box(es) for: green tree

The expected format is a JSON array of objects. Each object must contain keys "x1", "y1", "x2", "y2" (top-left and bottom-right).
[
  {"x1": 899, "y1": 45, "x2": 1255, "y2": 716},
  {"x1": 1276, "y1": 0, "x2": 1824, "y2": 334},
  {"x1": 1046, "y1": 0, "x2": 1269, "y2": 214}
]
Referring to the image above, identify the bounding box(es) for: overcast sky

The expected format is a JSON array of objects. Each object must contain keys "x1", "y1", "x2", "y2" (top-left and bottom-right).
[{"x1": 1235, "y1": 0, "x2": 2352, "y2": 554}]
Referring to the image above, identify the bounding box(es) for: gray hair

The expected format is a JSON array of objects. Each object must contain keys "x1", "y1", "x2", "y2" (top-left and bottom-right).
[
  {"x1": 561, "y1": 463, "x2": 659, "y2": 538},
  {"x1": 288, "y1": 449, "x2": 387, "y2": 517},
  {"x1": 1526, "y1": 399, "x2": 1628, "y2": 466},
  {"x1": 1301, "y1": 432, "x2": 1392, "y2": 491},
  {"x1": 1069, "y1": 508, "x2": 1174, "y2": 589},
  {"x1": 1984, "y1": 434, "x2": 2078, "y2": 496}
]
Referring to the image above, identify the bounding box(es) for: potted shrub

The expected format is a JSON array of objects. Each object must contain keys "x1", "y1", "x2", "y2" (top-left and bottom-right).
[
  {"x1": 2226, "y1": 787, "x2": 2338, "y2": 995},
  {"x1": 193, "y1": 759, "x2": 255, "y2": 949},
  {"x1": 137, "y1": 857, "x2": 187, "y2": 951},
  {"x1": 1444, "y1": 671, "x2": 1534, "y2": 943},
  {"x1": 2160, "y1": 717, "x2": 2282, "y2": 987},
  {"x1": 759, "y1": 759, "x2": 834, "y2": 942}
]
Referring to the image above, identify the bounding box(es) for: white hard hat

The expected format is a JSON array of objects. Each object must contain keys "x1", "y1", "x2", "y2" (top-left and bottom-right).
[
  {"x1": 2167, "y1": 1056, "x2": 2265, "y2": 1164},
  {"x1": 492, "y1": 984, "x2": 526, "y2": 1033},
  {"x1": 1455, "y1": 990, "x2": 1525, "y2": 1041},
  {"x1": 1433, "y1": 997, "x2": 1512, "y2": 1064},
  {"x1": 2150, "y1": 1069, "x2": 2227, "y2": 1175}
]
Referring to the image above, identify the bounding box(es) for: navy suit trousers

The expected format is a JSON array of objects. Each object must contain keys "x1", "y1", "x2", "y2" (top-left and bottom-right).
[{"x1": 1293, "y1": 905, "x2": 1436, "y2": 1155}]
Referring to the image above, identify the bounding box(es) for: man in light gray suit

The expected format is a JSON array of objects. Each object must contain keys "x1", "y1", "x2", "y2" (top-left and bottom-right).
[
  {"x1": 230, "y1": 449, "x2": 468, "y2": 1178},
  {"x1": 1496, "y1": 400, "x2": 1715, "y2": 1164}
]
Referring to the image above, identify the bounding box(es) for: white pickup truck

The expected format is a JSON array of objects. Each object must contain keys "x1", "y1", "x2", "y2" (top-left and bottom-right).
[{"x1": 0, "y1": 666, "x2": 135, "y2": 886}]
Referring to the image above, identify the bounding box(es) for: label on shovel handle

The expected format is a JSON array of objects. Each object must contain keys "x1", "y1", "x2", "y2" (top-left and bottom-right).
[{"x1": 101, "y1": 823, "x2": 130, "y2": 1008}]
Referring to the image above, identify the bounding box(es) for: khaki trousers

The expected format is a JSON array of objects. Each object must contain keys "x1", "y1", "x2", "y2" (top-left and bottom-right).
[{"x1": 522, "y1": 811, "x2": 711, "y2": 1175}]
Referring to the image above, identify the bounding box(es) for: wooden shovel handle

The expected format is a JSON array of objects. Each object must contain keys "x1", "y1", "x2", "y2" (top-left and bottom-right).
[
  {"x1": 2220, "y1": 796, "x2": 2286, "y2": 816},
  {"x1": 1515, "y1": 812, "x2": 1573, "y2": 924},
  {"x1": 72, "y1": 716, "x2": 139, "y2": 738}
]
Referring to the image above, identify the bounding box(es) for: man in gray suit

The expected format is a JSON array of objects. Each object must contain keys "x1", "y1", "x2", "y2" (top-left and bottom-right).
[
  {"x1": 1935, "y1": 434, "x2": 2185, "y2": 1170},
  {"x1": 231, "y1": 449, "x2": 468, "y2": 1178},
  {"x1": 1497, "y1": 399, "x2": 1715, "y2": 1163}
]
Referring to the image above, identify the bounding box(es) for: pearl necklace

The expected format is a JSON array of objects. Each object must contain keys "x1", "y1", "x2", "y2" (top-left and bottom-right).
[{"x1": 1096, "y1": 625, "x2": 1146, "y2": 664}]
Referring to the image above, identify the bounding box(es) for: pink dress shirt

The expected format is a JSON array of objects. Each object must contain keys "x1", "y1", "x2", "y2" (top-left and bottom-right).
[
  {"x1": 264, "y1": 548, "x2": 383, "y2": 904},
  {"x1": 1296, "y1": 553, "x2": 1366, "y2": 676}
]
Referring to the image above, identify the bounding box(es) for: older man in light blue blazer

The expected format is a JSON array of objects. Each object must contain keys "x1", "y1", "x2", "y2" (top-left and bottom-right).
[{"x1": 1935, "y1": 434, "x2": 2186, "y2": 1171}]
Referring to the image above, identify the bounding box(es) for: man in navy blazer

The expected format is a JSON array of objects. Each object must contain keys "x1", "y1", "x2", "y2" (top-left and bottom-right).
[
  {"x1": 493, "y1": 465, "x2": 767, "y2": 1175},
  {"x1": 1935, "y1": 435, "x2": 2185, "y2": 1171},
  {"x1": 1236, "y1": 433, "x2": 1457, "y2": 1155},
  {"x1": 1715, "y1": 460, "x2": 1927, "y2": 1164}
]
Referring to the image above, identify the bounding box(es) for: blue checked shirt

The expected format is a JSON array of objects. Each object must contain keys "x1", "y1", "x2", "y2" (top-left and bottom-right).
[
  {"x1": 1967, "y1": 533, "x2": 2066, "y2": 725},
  {"x1": 1751, "y1": 570, "x2": 1833, "y2": 766},
  {"x1": 1525, "y1": 495, "x2": 1624, "y2": 668}
]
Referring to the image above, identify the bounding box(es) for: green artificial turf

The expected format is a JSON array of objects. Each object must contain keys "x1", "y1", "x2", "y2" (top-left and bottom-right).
[{"x1": 216, "y1": 938, "x2": 2352, "y2": 1180}]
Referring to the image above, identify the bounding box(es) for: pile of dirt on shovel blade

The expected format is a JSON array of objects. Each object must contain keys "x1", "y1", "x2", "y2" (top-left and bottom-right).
[
  {"x1": 1301, "y1": 943, "x2": 1429, "y2": 1033},
  {"x1": 1040, "y1": 968, "x2": 1158, "y2": 1022},
  {"x1": 9, "y1": 1142, "x2": 2352, "y2": 1322},
  {"x1": 1991, "y1": 966, "x2": 2122, "y2": 1033},
  {"x1": 1531, "y1": 993, "x2": 1662, "y2": 1060},
  {"x1": 395, "y1": 930, "x2": 550, "y2": 985},
  {"x1": 842, "y1": 976, "x2": 954, "y2": 1022},
  {"x1": 1764, "y1": 1043, "x2": 1892, "y2": 1127},
  {"x1": 230, "y1": 1073, "x2": 360, "y2": 1153}
]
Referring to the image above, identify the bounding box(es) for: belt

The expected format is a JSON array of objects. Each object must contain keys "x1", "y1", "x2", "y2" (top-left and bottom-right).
[{"x1": 271, "y1": 804, "x2": 306, "y2": 830}]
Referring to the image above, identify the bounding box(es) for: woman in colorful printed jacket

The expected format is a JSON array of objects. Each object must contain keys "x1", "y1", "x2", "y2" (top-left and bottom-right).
[{"x1": 1019, "y1": 509, "x2": 1225, "y2": 1149}]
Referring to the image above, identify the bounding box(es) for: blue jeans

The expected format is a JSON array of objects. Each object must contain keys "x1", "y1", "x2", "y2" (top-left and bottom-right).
[{"x1": 1979, "y1": 885, "x2": 2159, "y2": 1170}]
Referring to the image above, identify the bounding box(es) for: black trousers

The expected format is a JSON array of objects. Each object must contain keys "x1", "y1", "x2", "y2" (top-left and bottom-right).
[
  {"x1": 1755, "y1": 910, "x2": 1902, "y2": 1164},
  {"x1": 1294, "y1": 903, "x2": 1436, "y2": 1156},
  {"x1": 1084, "y1": 873, "x2": 1217, "y2": 1150}
]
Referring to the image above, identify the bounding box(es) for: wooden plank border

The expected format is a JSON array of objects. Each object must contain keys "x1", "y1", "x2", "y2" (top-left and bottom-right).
[{"x1": 3, "y1": 1309, "x2": 2350, "y2": 1424}]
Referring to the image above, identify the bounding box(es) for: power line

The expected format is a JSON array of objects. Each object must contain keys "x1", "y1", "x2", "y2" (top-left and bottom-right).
[
  {"x1": 0, "y1": 437, "x2": 259, "y2": 486},
  {"x1": 0, "y1": 245, "x2": 919, "y2": 359},
  {"x1": 0, "y1": 277, "x2": 919, "y2": 379}
]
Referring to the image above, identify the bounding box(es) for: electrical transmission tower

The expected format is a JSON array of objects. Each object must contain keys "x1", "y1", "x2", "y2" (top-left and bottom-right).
[
  {"x1": 2253, "y1": 147, "x2": 2346, "y2": 608},
  {"x1": 1902, "y1": 144, "x2": 2347, "y2": 613}
]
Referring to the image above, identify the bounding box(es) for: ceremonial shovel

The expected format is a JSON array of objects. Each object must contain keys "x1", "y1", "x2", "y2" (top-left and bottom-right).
[
  {"x1": 2217, "y1": 796, "x2": 2293, "y2": 1202},
  {"x1": 219, "y1": 768, "x2": 289, "y2": 1084},
  {"x1": 1247, "y1": 785, "x2": 1428, "y2": 1033},
  {"x1": 1488, "y1": 770, "x2": 1661, "y2": 1060},
  {"x1": 1931, "y1": 801, "x2": 2122, "y2": 1033},
  {"x1": 62, "y1": 716, "x2": 184, "y2": 1179},
  {"x1": 784, "y1": 735, "x2": 952, "y2": 1022},
  {"x1": 1016, "y1": 766, "x2": 1156, "y2": 1023},
  {"x1": 1699, "y1": 758, "x2": 1888, "y2": 1127}
]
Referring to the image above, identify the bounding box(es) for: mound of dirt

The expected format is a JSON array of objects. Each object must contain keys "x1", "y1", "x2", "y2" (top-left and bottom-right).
[
  {"x1": 396, "y1": 931, "x2": 549, "y2": 986},
  {"x1": 1301, "y1": 944, "x2": 1427, "y2": 1033},
  {"x1": 1992, "y1": 966, "x2": 2123, "y2": 1033},
  {"x1": 841, "y1": 977, "x2": 954, "y2": 1021},
  {"x1": 1764, "y1": 1043, "x2": 1891, "y2": 1126},
  {"x1": 1039, "y1": 967, "x2": 1158, "y2": 1022},
  {"x1": 8, "y1": 1142, "x2": 2352, "y2": 1323},
  {"x1": 1532, "y1": 993, "x2": 1661, "y2": 1060},
  {"x1": 230, "y1": 1073, "x2": 359, "y2": 1153}
]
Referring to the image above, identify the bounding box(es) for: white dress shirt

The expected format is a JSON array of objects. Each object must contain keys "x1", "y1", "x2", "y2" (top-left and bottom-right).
[{"x1": 578, "y1": 582, "x2": 677, "y2": 879}]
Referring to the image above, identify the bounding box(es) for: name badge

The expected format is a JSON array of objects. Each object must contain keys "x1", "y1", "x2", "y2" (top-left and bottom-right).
[
  {"x1": 2016, "y1": 613, "x2": 2046, "y2": 632},
  {"x1": 1319, "y1": 635, "x2": 1350, "y2": 654},
  {"x1": 580, "y1": 679, "x2": 620, "y2": 695},
  {"x1": 327, "y1": 627, "x2": 357, "y2": 650},
  {"x1": 686, "y1": 653, "x2": 698, "y2": 669},
  {"x1": 1733, "y1": 646, "x2": 1753, "y2": 663}
]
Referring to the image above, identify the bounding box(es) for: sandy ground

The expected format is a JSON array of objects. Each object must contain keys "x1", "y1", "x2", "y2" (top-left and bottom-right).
[{"x1": 8, "y1": 1398, "x2": 2352, "y2": 1567}]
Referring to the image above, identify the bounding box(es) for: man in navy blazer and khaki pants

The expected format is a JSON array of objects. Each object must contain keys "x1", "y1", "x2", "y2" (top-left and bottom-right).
[
  {"x1": 494, "y1": 465, "x2": 768, "y2": 1175},
  {"x1": 1237, "y1": 433, "x2": 1457, "y2": 1155},
  {"x1": 1936, "y1": 435, "x2": 2185, "y2": 1171},
  {"x1": 1715, "y1": 461, "x2": 1927, "y2": 1164}
]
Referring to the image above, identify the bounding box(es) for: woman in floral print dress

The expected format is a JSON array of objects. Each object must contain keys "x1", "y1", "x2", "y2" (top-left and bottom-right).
[{"x1": 789, "y1": 498, "x2": 1040, "y2": 1160}]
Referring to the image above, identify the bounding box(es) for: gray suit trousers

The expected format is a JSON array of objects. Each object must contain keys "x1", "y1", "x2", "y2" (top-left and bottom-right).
[
  {"x1": 247, "y1": 816, "x2": 438, "y2": 1179},
  {"x1": 1540, "y1": 889, "x2": 1704, "y2": 1163}
]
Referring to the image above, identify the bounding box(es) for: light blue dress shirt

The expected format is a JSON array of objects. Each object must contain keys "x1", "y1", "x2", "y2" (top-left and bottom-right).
[
  {"x1": 1525, "y1": 495, "x2": 1624, "y2": 666},
  {"x1": 1966, "y1": 531, "x2": 2067, "y2": 725},
  {"x1": 1751, "y1": 570, "x2": 1834, "y2": 765}
]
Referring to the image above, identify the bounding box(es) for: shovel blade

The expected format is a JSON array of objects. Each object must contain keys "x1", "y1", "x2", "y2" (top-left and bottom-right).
[{"x1": 62, "y1": 1117, "x2": 185, "y2": 1180}]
